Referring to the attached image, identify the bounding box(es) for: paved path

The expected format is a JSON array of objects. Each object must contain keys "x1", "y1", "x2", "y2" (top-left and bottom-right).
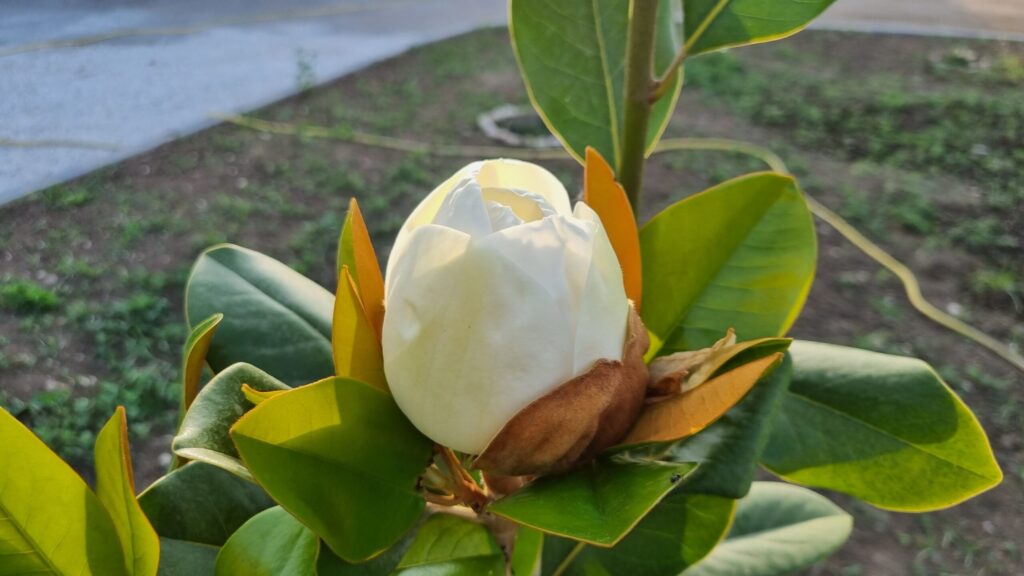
[
  {"x1": 1, "y1": 0, "x2": 1021, "y2": 205},
  {"x1": 0, "y1": 0, "x2": 505, "y2": 204}
]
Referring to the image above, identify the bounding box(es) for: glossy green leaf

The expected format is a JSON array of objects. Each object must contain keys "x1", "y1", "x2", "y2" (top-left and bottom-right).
[
  {"x1": 641, "y1": 172, "x2": 816, "y2": 357},
  {"x1": 157, "y1": 538, "x2": 218, "y2": 576},
  {"x1": 317, "y1": 521, "x2": 421, "y2": 576},
  {"x1": 179, "y1": 312, "x2": 223, "y2": 423},
  {"x1": 231, "y1": 377, "x2": 433, "y2": 562},
  {"x1": 215, "y1": 507, "x2": 319, "y2": 576},
  {"x1": 684, "y1": 482, "x2": 851, "y2": 576},
  {"x1": 762, "y1": 341, "x2": 1002, "y2": 511},
  {"x1": 652, "y1": 354, "x2": 791, "y2": 498},
  {"x1": 542, "y1": 492, "x2": 735, "y2": 576},
  {"x1": 489, "y1": 456, "x2": 695, "y2": 547},
  {"x1": 683, "y1": 0, "x2": 837, "y2": 57},
  {"x1": 510, "y1": 0, "x2": 682, "y2": 164},
  {"x1": 173, "y1": 363, "x2": 290, "y2": 481},
  {"x1": 511, "y1": 527, "x2": 543, "y2": 576},
  {"x1": 0, "y1": 408, "x2": 127, "y2": 575},
  {"x1": 185, "y1": 244, "x2": 334, "y2": 386},
  {"x1": 95, "y1": 407, "x2": 160, "y2": 576},
  {"x1": 392, "y1": 514, "x2": 505, "y2": 576},
  {"x1": 138, "y1": 462, "x2": 274, "y2": 546}
]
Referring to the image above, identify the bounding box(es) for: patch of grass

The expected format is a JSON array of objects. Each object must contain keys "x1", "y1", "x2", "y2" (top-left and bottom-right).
[{"x1": 0, "y1": 279, "x2": 60, "y2": 314}]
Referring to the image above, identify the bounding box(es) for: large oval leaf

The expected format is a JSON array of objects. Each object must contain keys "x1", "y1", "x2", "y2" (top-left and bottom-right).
[
  {"x1": 138, "y1": 462, "x2": 275, "y2": 546},
  {"x1": 173, "y1": 362, "x2": 290, "y2": 481},
  {"x1": 683, "y1": 482, "x2": 851, "y2": 576},
  {"x1": 542, "y1": 492, "x2": 735, "y2": 576},
  {"x1": 640, "y1": 172, "x2": 815, "y2": 357},
  {"x1": 510, "y1": 0, "x2": 682, "y2": 164},
  {"x1": 95, "y1": 407, "x2": 160, "y2": 576},
  {"x1": 158, "y1": 539, "x2": 218, "y2": 576},
  {"x1": 683, "y1": 0, "x2": 837, "y2": 57},
  {"x1": 0, "y1": 408, "x2": 127, "y2": 575},
  {"x1": 215, "y1": 507, "x2": 319, "y2": 576},
  {"x1": 185, "y1": 244, "x2": 334, "y2": 386},
  {"x1": 392, "y1": 514, "x2": 505, "y2": 576},
  {"x1": 762, "y1": 341, "x2": 1002, "y2": 511},
  {"x1": 230, "y1": 377, "x2": 433, "y2": 562},
  {"x1": 488, "y1": 456, "x2": 695, "y2": 547}
]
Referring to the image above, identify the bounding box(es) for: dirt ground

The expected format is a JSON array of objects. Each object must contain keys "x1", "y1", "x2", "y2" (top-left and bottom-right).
[{"x1": 1, "y1": 28, "x2": 1021, "y2": 575}]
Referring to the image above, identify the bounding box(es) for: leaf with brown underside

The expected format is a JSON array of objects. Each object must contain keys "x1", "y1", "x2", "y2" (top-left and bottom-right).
[
  {"x1": 584, "y1": 147, "x2": 643, "y2": 308},
  {"x1": 332, "y1": 266, "x2": 387, "y2": 391},
  {"x1": 474, "y1": 306, "x2": 649, "y2": 476},
  {"x1": 618, "y1": 352, "x2": 785, "y2": 448},
  {"x1": 338, "y1": 198, "x2": 385, "y2": 339},
  {"x1": 649, "y1": 332, "x2": 790, "y2": 397}
]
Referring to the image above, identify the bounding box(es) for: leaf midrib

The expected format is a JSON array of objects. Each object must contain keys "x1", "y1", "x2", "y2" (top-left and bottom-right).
[{"x1": 785, "y1": 391, "x2": 995, "y2": 480}]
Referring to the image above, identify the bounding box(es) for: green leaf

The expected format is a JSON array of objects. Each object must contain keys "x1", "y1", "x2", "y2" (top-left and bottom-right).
[
  {"x1": 511, "y1": 527, "x2": 543, "y2": 576},
  {"x1": 179, "y1": 312, "x2": 223, "y2": 423},
  {"x1": 683, "y1": 0, "x2": 837, "y2": 57},
  {"x1": 488, "y1": 456, "x2": 695, "y2": 547},
  {"x1": 138, "y1": 462, "x2": 274, "y2": 546},
  {"x1": 95, "y1": 407, "x2": 160, "y2": 576},
  {"x1": 173, "y1": 363, "x2": 290, "y2": 481},
  {"x1": 0, "y1": 408, "x2": 127, "y2": 575},
  {"x1": 158, "y1": 538, "x2": 218, "y2": 576},
  {"x1": 762, "y1": 341, "x2": 1003, "y2": 511},
  {"x1": 640, "y1": 172, "x2": 816, "y2": 357},
  {"x1": 510, "y1": 0, "x2": 682, "y2": 165},
  {"x1": 185, "y1": 244, "x2": 334, "y2": 386},
  {"x1": 230, "y1": 377, "x2": 433, "y2": 562},
  {"x1": 392, "y1": 514, "x2": 505, "y2": 576},
  {"x1": 317, "y1": 522, "x2": 421, "y2": 576},
  {"x1": 215, "y1": 507, "x2": 319, "y2": 576},
  {"x1": 683, "y1": 482, "x2": 851, "y2": 576},
  {"x1": 658, "y1": 354, "x2": 792, "y2": 498},
  {"x1": 542, "y1": 492, "x2": 735, "y2": 576}
]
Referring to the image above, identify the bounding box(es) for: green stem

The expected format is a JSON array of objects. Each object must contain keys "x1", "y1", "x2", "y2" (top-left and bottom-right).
[{"x1": 618, "y1": 0, "x2": 660, "y2": 214}]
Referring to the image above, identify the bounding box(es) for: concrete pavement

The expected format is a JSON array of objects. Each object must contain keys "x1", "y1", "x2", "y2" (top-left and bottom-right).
[{"x1": 1, "y1": 0, "x2": 1021, "y2": 205}]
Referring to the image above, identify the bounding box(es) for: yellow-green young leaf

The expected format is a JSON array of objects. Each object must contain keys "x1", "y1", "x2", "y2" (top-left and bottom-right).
[
  {"x1": 95, "y1": 407, "x2": 160, "y2": 576},
  {"x1": 584, "y1": 146, "x2": 642, "y2": 307},
  {"x1": 230, "y1": 377, "x2": 433, "y2": 563},
  {"x1": 488, "y1": 457, "x2": 696, "y2": 547},
  {"x1": 186, "y1": 244, "x2": 334, "y2": 386},
  {"x1": 338, "y1": 198, "x2": 386, "y2": 338},
  {"x1": 179, "y1": 313, "x2": 223, "y2": 422},
  {"x1": 684, "y1": 482, "x2": 852, "y2": 576},
  {"x1": 683, "y1": 0, "x2": 837, "y2": 57},
  {"x1": 333, "y1": 267, "x2": 387, "y2": 390},
  {"x1": 510, "y1": 0, "x2": 681, "y2": 164},
  {"x1": 215, "y1": 507, "x2": 319, "y2": 576},
  {"x1": 620, "y1": 352, "x2": 784, "y2": 447},
  {"x1": 640, "y1": 172, "x2": 816, "y2": 358},
  {"x1": 543, "y1": 492, "x2": 735, "y2": 575},
  {"x1": 762, "y1": 341, "x2": 1003, "y2": 511},
  {"x1": 240, "y1": 383, "x2": 286, "y2": 405},
  {"x1": 0, "y1": 408, "x2": 128, "y2": 575}
]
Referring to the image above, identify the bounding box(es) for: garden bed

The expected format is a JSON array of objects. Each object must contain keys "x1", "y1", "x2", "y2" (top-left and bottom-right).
[{"x1": 0, "y1": 28, "x2": 1021, "y2": 574}]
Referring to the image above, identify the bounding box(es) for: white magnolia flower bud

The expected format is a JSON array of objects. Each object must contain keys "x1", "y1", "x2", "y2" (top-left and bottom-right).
[{"x1": 382, "y1": 159, "x2": 630, "y2": 455}]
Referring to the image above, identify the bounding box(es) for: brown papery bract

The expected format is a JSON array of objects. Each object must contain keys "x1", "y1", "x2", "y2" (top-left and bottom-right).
[{"x1": 473, "y1": 305, "x2": 649, "y2": 476}]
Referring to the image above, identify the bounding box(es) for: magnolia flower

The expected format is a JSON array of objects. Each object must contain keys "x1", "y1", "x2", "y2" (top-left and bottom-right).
[{"x1": 383, "y1": 159, "x2": 648, "y2": 475}]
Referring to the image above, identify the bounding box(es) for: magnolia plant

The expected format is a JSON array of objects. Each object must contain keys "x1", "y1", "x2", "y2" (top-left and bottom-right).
[{"x1": 0, "y1": 1, "x2": 1004, "y2": 575}]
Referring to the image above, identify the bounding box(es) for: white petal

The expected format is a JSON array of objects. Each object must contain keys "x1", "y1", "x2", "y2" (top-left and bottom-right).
[
  {"x1": 384, "y1": 233, "x2": 574, "y2": 454},
  {"x1": 476, "y1": 159, "x2": 572, "y2": 216},
  {"x1": 432, "y1": 178, "x2": 493, "y2": 238},
  {"x1": 572, "y1": 203, "x2": 629, "y2": 373}
]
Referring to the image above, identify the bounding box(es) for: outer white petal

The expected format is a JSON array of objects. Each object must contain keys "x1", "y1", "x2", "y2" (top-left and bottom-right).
[
  {"x1": 384, "y1": 228, "x2": 575, "y2": 454},
  {"x1": 571, "y1": 202, "x2": 629, "y2": 373}
]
